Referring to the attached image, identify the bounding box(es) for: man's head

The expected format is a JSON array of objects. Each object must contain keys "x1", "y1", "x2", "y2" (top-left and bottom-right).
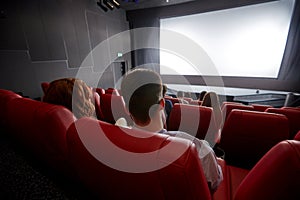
[{"x1": 121, "y1": 69, "x2": 163, "y2": 126}]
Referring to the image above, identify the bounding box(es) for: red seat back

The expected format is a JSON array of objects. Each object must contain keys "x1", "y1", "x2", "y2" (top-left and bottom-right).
[
  {"x1": 220, "y1": 110, "x2": 289, "y2": 169},
  {"x1": 66, "y1": 117, "x2": 211, "y2": 199},
  {"x1": 282, "y1": 106, "x2": 300, "y2": 111},
  {"x1": 168, "y1": 104, "x2": 219, "y2": 146},
  {"x1": 95, "y1": 87, "x2": 105, "y2": 96},
  {"x1": 165, "y1": 96, "x2": 180, "y2": 105},
  {"x1": 105, "y1": 88, "x2": 120, "y2": 95},
  {"x1": 266, "y1": 107, "x2": 300, "y2": 139},
  {"x1": 0, "y1": 89, "x2": 22, "y2": 127},
  {"x1": 222, "y1": 104, "x2": 254, "y2": 122},
  {"x1": 100, "y1": 94, "x2": 131, "y2": 124},
  {"x1": 190, "y1": 100, "x2": 202, "y2": 105},
  {"x1": 41, "y1": 82, "x2": 50, "y2": 94},
  {"x1": 221, "y1": 102, "x2": 243, "y2": 110},
  {"x1": 294, "y1": 130, "x2": 300, "y2": 141},
  {"x1": 234, "y1": 140, "x2": 300, "y2": 200},
  {"x1": 6, "y1": 98, "x2": 75, "y2": 171},
  {"x1": 93, "y1": 92, "x2": 103, "y2": 120},
  {"x1": 251, "y1": 104, "x2": 273, "y2": 112}
]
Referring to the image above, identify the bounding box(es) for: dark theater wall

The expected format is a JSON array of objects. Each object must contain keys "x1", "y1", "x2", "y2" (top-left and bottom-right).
[{"x1": 0, "y1": 0, "x2": 130, "y2": 98}]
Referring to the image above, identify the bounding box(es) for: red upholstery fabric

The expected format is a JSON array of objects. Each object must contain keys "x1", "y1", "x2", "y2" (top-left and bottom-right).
[
  {"x1": 41, "y1": 82, "x2": 50, "y2": 94},
  {"x1": 183, "y1": 97, "x2": 193, "y2": 103},
  {"x1": 100, "y1": 94, "x2": 131, "y2": 124},
  {"x1": 294, "y1": 130, "x2": 300, "y2": 141},
  {"x1": 282, "y1": 106, "x2": 300, "y2": 111},
  {"x1": 213, "y1": 158, "x2": 231, "y2": 200},
  {"x1": 221, "y1": 104, "x2": 254, "y2": 122},
  {"x1": 168, "y1": 104, "x2": 219, "y2": 146},
  {"x1": 190, "y1": 100, "x2": 202, "y2": 105},
  {"x1": 0, "y1": 89, "x2": 22, "y2": 127},
  {"x1": 234, "y1": 140, "x2": 300, "y2": 200},
  {"x1": 105, "y1": 88, "x2": 120, "y2": 95},
  {"x1": 251, "y1": 104, "x2": 272, "y2": 112},
  {"x1": 6, "y1": 98, "x2": 75, "y2": 171},
  {"x1": 95, "y1": 87, "x2": 105, "y2": 96},
  {"x1": 164, "y1": 97, "x2": 180, "y2": 105},
  {"x1": 220, "y1": 110, "x2": 289, "y2": 169},
  {"x1": 66, "y1": 118, "x2": 211, "y2": 199},
  {"x1": 93, "y1": 92, "x2": 103, "y2": 120},
  {"x1": 266, "y1": 107, "x2": 300, "y2": 139},
  {"x1": 220, "y1": 102, "x2": 242, "y2": 110}
]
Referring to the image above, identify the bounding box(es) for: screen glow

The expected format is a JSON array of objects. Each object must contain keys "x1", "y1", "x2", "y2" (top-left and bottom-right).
[{"x1": 160, "y1": 0, "x2": 295, "y2": 78}]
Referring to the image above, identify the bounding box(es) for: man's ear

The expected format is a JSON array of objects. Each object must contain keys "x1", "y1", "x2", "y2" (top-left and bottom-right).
[{"x1": 159, "y1": 98, "x2": 165, "y2": 110}]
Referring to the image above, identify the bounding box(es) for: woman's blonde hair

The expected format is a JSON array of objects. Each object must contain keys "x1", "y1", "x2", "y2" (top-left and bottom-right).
[{"x1": 43, "y1": 78, "x2": 95, "y2": 119}]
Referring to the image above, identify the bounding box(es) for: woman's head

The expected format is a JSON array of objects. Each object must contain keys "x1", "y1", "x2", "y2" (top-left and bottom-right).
[{"x1": 43, "y1": 78, "x2": 95, "y2": 119}]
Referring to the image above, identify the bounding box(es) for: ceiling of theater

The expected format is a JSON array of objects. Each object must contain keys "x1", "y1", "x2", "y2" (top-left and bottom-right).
[{"x1": 118, "y1": 0, "x2": 196, "y2": 10}]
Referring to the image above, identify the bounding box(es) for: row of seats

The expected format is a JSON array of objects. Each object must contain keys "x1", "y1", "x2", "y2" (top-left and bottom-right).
[
  {"x1": 2, "y1": 88, "x2": 300, "y2": 199},
  {"x1": 166, "y1": 102, "x2": 291, "y2": 169},
  {"x1": 93, "y1": 88, "x2": 299, "y2": 169},
  {"x1": 0, "y1": 89, "x2": 211, "y2": 199}
]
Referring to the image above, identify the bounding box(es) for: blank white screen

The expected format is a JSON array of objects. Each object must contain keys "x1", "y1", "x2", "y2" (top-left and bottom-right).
[{"x1": 160, "y1": 0, "x2": 295, "y2": 77}]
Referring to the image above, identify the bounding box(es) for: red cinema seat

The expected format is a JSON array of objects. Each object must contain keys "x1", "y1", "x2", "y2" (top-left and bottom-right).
[
  {"x1": 282, "y1": 106, "x2": 300, "y2": 111},
  {"x1": 6, "y1": 98, "x2": 75, "y2": 171},
  {"x1": 100, "y1": 94, "x2": 131, "y2": 124},
  {"x1": 294, "y1": 130, "x2": 300, "y2": 141},
  {"x1": 221, "y1": 104, "x2": 254, "y2": 122},
  {"x1": 219, "y1": 110, "x2": 289, "y2": 169},
  {"x1": 93, "y1": 92, "x2": 103, "y2": 120},
  {"x1": 105, "y1": 88, "x2": 120, "y2": 95},
  {"x1": 266, "y1": 107, "x2": 300, "y2": 139},
  {"x1": 41, "y1": 82, "x2": 50, "y2": 94},
  {"x1": 251, "y1": 104, "x2": 273, "y2": 112},
  {"x1": 66, "y1": 117, "x2": 211, "y2": 199},
  {"x1": 95, "y1": 87, "x2": 105, "y2": 96},
  {"x1": 0, "y1": 89, "x2": 22, "y2": 128},
  {"x1": 165, "y1": 96, "x2": 180, "y2": 105},
  {"x1": 168, "y1": 104, "x2": 219, "y2": 146},
  {"x1": 183, "y1": 97, "x2": 193, "y2": 103},
  {"x1": 190, "y1": 100, "x2": 202, "y2": 106},
  {"x1": 234, "y1": 140, "x2": 300, "y2": 200},
  {"x1": 221, "y1": 102, "x2": 242, "y2": 110}
]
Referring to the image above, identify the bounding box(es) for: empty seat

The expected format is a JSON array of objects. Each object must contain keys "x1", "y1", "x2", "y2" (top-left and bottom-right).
[
  {"x1": 251, "y1": 104, "x2": 273, "y2": 112},
  {"x1": 93, "y1": 92, "x2": 103, "y2": 120},
  {"x1": 41, "y1": 82, "x2": 50, "y2": 94},
  {"x1": 294, "y1": 130, "x2": 300, "y2": 141},
  {"x1": 234, "y1": 140, "x2": 300, "y2": 200},
  {"x1": 266, "y1": 107, "x2": 300, "y2": 139},
  {"x1": 219, "y1": 110, "x2": 289, "y2": 169},
  {"x1": 281, "y1": 106, "x2": 300, "y2": 111},
  {"x1": 6, "y1": 97, "x2": 75, "y2": 171},
  {"x1": 183, "y1": 97, "x2": 193, "y2": 103},
  {"x1": 221, "y1": 104, "x2": 254, "y2": 122},
  {"x1": 0, "y1": 89, "x2": 22, "y2": 128},
  {"x1": 66, "y1": 117, "x2": 211, "y2": 199},
  {"x1": 95, "y1": 87, "x2": 105, "y2": 96},
  {"x1": 165, "y1": 96, "x2": 180, "y2": 105},
  {"x1": 168, "y1": 104, "x2": 219, "y2": 146},
  {"x1": 190, "y1": 100, "x2": 202, "y2": 105},
  {"x1": 100, "y1": 94, "x2": 131, "y2": 124},
  {"x1": 221, "y1": 102, "x2": 243, "y2": 110},
  {"x1": 105, "y1": 88, "x2": 120, "y2": 95}
]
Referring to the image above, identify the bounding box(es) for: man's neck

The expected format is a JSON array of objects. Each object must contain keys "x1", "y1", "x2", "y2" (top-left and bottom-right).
[{"x1": 133, "y1": 111, "x2": 164, "y2": 133}]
